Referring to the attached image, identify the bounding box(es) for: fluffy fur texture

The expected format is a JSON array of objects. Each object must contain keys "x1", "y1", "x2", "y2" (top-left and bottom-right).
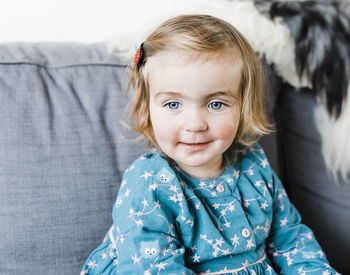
[
  {"x1": 107, "y1": 0, "x2": 350, "y2": 181},
  {"x1": 264, "y1": 1, "x2": 350, "y2": 181},
  {"x1": 315, "y1": 88, "x2": 350, "y2": 181},
  {"x1": 267, "y1": 1, "x2": 350, "y2": 118}
]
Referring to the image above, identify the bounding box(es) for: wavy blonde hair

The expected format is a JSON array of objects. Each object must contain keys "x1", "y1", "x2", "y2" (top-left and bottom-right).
[{"x1": 127, "y1": 14, "x2": 272, "y2": 161}]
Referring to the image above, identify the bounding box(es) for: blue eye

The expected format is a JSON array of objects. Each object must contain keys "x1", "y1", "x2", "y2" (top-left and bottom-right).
[
  {"x1": 167, "y1": 102, "x2": 180, "y2": 109},
  {"x1": 209, "y1": 102, "x2": 223, "y2": 110}
]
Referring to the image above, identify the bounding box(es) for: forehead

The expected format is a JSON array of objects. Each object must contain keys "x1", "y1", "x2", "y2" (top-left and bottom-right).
[
  {"x1": 146, "y1": 49, "x2": 240, "y2": 67},
  {"x1": 145, "y1": 50, "x2": 242, "y2": 96}
]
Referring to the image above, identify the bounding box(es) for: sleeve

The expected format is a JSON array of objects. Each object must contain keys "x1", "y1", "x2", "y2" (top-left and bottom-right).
[
  {"x1": 81, "y1": 155, "x2": 195, "y2": 275},
  {"x1": 266, "y1": 171, "x2": 339, "y2": 274}
]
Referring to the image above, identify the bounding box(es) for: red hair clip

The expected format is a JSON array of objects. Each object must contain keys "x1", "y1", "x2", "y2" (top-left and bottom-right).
[{"x1": 134, "y1": 42, "x2": 144, "y2": 68}]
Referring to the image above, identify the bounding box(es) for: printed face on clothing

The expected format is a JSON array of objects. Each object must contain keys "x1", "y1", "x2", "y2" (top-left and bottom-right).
[{"x1": 147, "y1": 51, "x2": 242, "y2": 179}]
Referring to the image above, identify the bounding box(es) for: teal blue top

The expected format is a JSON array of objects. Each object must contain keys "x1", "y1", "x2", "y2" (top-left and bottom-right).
[{"x1": 81, "y1": 144, "x2": 338, "y2": 274}]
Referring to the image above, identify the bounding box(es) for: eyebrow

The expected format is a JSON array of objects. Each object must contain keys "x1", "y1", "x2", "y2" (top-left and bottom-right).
[
  {"x1": 205, "y1": 91, "x2": 237, "y2": 100},
  {"x1": 154, "y1": 90, "x2": 237, "y2": 100}
]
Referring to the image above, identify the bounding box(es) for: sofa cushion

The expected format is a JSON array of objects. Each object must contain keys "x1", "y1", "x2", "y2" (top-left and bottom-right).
[
  {"x1": 0, "y1": 43, "x2": 147, "y2": 275},
  {"x1": 276, "y1": 85, "x2": 350, "y2": 274}
]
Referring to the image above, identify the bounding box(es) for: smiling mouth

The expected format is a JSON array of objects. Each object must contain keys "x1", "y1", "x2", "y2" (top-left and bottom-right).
[{"x1": 179, "y1": 142, "x2": 210, "y2": 152}]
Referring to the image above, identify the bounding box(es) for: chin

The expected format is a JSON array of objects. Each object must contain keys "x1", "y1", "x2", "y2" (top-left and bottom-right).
[{"x1": 175, "y1": 155, "x2": 211, "y2": 169}]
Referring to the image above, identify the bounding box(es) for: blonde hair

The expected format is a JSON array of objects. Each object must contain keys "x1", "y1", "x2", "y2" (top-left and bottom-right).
[{"x1": 127, "y1": 14, "x2": 272, "y2": 161}]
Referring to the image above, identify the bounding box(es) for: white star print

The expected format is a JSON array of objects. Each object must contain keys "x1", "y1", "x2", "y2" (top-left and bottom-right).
[
  {"x1": 131, "y1": 254, "x2": 142, "y2": 264},
  {"x1": 109, "y1": 250, "x2": 115, "y2": 258},
  {"x1": 216, "y1": 238, "x2": 224, "y2": 247},
  {"x1": 120, "y1": 179, "x2": 127, "y2": 189},
  {"x1": 87, "y1": 260, "x2": 98, "y2": 269},
  {"x1": 140, "y1": 171, "x2": 152, "y2": 180},
  {"x1": 135, "y1": 219, "x2": 143, "y2": 226},
  {"x1": 280, "y1": 217, "x2": 288, "y2": 227},
  {"x1": 192, "y1": 254, "x2": 200, "y2": 262},
  {"x1": 243, "y1": 200, "x2": 250, "y2": 208},
  {"x1": 156, "y1": 262, "x2": 167, "y2": 270},
  {"x1": 261, "y1": 159, "x2": 268, "y2": 168},
  {"x1": 246, "y1": 238, "x2": 255, "y2": 249},
  {"x1": 231, "y1": 234, "x2": 239, "y2": 245},
  {"x1": 124, "y1": 188, "x2": 131, "y2": 198},
  {"x1": 149, "y1": 183, "x2": 158, "y2": 190},
  {"x1": 224, "y1": 221, "x2": 231, "y2": 228},
  {"x1": 154, "y1": 201, "x2": 161, "y2": 208},
  {"x1": 169, "y1": 184, "x2": 179, "y2": 192},
  {"x1": 260, "y1": 201, "x2": 269, "y2": 210},
  {"x1": 169, "y1": 195, "x2": 177, "y2": 203}
]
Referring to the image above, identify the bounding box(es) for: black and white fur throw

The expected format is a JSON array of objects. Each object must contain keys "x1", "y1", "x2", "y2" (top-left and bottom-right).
[
  {"x1": 265, "y1": 1, "x2": 350, "y2": 118},
  {"x1": 262, "y1": 1, "x2": 350, "y2": 180},
  {"x1": 107, "y1": 0, "x2": 350, "y2": 181}
]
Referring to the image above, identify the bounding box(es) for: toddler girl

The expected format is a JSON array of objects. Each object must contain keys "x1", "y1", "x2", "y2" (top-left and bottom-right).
[{"x1": 81, "y1": 14, "x2": 339, "y2": 274}]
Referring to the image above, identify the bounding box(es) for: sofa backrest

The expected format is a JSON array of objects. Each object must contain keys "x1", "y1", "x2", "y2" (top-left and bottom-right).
[{"x1": 0, "y1": 43, "x2": 147, "y2": 274}]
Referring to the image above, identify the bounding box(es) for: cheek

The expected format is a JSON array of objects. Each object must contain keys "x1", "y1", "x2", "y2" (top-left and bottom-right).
[
  {"x1": 215, "y1": 122, "x2": 238, "y2": 140},
  {"x1": 151, "y1": 115, "x2": 178, "y2": 144},
  {"x1": 213, "y1": 113, "x2": 240, "y2": 140}
]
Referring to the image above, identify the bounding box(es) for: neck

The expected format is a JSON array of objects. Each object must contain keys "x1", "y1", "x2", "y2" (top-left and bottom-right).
[{"x1": 177, "y1": 156, "x2": 224, "y2": 180}]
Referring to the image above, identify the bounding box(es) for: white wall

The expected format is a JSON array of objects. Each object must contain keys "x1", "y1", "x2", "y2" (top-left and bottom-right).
[
  {"x1": 0, "y1": 0, "x2": 134, "y2": 42},
  {"x1": 0, "y1": 0, "x2": 207, "y2": 43}
]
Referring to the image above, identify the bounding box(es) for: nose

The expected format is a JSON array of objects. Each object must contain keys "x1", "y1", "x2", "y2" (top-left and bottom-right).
[{"x1": 183, "y1": 109, "x2": 208, "y2": 132}]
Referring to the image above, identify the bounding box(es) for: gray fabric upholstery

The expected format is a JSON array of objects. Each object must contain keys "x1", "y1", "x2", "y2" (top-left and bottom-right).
[
  {"x1": 277, "y1": 85, "x2": 350, "y2": 274},
  {"x1": 0, "y1": 43, "x2": 147, "y2": 275}
]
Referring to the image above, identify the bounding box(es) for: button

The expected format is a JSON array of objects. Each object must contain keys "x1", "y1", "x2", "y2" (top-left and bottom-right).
[
  {"x1": 216, "y1": 184, "x2": 225, "y2": 193},
  {"x1": 241, "y1": 228, "x2": 251, "y2": 238}
]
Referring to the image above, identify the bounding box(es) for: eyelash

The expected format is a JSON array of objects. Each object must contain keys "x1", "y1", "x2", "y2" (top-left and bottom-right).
[
  {"x1": 208, "y1": 101, "x2": 226, "y2": 110},
  {"x1": 164, "y1": 101, "x2": 227, "y2": 111},
  {"x1": 165, "y1": 101, "x2": 180, "y2": 110}
]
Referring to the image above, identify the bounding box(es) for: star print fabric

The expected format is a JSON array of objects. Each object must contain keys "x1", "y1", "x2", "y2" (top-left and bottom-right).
[{"x1": 81, "y1": 144, "x2": 339, "y2": 275}]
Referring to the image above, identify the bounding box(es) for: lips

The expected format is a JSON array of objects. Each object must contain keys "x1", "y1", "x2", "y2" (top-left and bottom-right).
[{"x1": 178, "y1": 141, "x2": 210, "y2": 152}]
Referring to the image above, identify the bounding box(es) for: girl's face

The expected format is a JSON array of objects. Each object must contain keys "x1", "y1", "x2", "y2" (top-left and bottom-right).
[{"x1": 147, "y1": 51, "x2": 242, "y2": 179}]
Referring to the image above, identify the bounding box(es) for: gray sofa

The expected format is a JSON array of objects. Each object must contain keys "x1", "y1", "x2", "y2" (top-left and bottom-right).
[{"x1": 0, "y1": 43, "x2": 349, "y2": 275}]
